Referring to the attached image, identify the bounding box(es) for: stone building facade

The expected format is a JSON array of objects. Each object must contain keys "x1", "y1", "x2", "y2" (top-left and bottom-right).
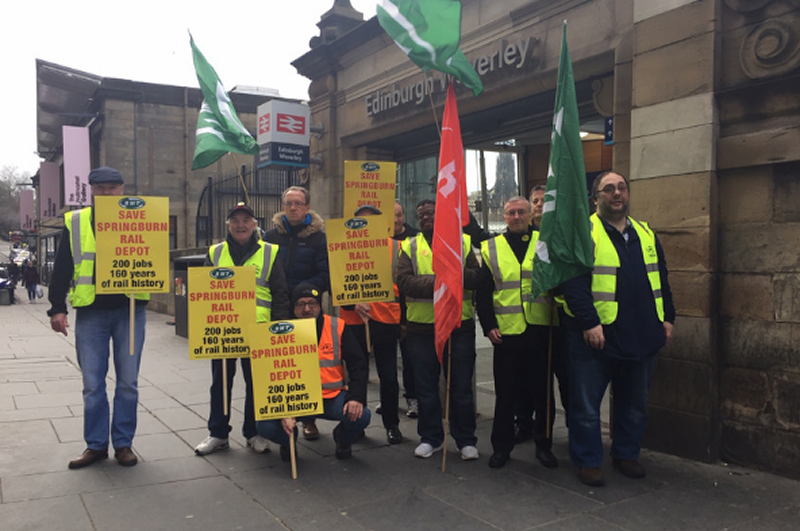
[
  {"x1": 35, "y1": 60, "x2": 296, "y2": 312},
  {"x1": 294, "y1": 0, "x2": 800, "y2": 477}
]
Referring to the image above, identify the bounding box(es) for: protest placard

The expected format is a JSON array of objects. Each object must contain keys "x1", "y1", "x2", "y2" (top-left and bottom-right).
[
  {"x1": 188, "y1": 266, "x2": 256, "y2": 360},
  {"x1": 249, "y1": 319, "x2": 323, "y2": 421},
  {"x1": 94, "y1": 196, "x2": 170, "y2": 294},
  {"x1": 343, "y1": 160, "x2": 397, "y2": 236},
  {"x1": 326, "y1": 216, "x2": 394, "y2": 306}
]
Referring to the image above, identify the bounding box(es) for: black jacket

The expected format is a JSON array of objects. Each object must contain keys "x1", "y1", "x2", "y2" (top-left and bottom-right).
[{"x1": 263, "y1": 211, "x2": 329, "y2": 294}]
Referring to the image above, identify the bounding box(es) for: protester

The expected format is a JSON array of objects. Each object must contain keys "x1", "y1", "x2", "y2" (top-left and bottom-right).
[
  {"x1": 194, "y1": 202, "x2": 290, "y2": 456},
  {"x1": 392, "y1": 201, "x2": 419, "y2": 418},
  {"x1": 560, "y1": 171, "x2": 675, "y2": 487},
  {"x1": 477, "y1": 196, "x2": 559, "y2": 469},
  {"x1": 256, "y1": 283, "x2": 371, "y2": 461},
  {"x1": 339, "y1": 205, "x2": 404, "y2": 445},
  {"x1": 396, "y1": 199, "x2": 481, "y2": 461},
  {"x1": 263, "y1": 185, "x2": 330, "y2": 440},
  {"x1": 48, "y1": 167, "x2": 148, "y2": 469},
  {"x1": 529, "y1": 185, "x2": 545, "y2": 229}
]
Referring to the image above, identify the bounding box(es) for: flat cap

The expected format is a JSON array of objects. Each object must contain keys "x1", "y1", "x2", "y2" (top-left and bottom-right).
[{"x1": 88, "y1": 167, "x2": 124, "y2": 185}]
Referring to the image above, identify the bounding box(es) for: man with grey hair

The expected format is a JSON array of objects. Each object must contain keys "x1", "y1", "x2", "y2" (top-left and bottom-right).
[
  {"x1": 477, "y1": 196, "x2": 558, "y2": 469},
  {"x1": 48, "y1": 167, "x2": 147, "y2": 469}
]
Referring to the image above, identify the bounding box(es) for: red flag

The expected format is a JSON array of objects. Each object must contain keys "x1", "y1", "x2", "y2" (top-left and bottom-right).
[{"x1": 432, "y1": 83, "x2": 469, "y2": 362}]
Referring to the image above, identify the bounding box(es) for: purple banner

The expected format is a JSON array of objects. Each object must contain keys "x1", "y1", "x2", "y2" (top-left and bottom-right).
[
  {"x1": 20, "y1": 189, "x2": 35, "y2": 231},
  {"x1": 62, "y1": 125, "x2": 90, "y2": 206},
  {"x1": 40, "y1": 161, "x2": 60, "y2": 218}
]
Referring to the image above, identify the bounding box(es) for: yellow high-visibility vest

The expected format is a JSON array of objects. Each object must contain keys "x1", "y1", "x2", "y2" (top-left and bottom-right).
[
  {"x1": 66, "y1": 208, "x2": 150, "y2": 307},
  {"x1": 209, "y1": 240, "x2": 278, "y2": 322},
  {"x1": 401, "y1": 233, "x2": 474, "y2": 324}
]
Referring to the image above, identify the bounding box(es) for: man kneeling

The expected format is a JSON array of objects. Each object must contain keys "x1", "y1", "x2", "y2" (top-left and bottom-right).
[{"x1": 256, "y1": 283, "x2": 371, "y2": 460}]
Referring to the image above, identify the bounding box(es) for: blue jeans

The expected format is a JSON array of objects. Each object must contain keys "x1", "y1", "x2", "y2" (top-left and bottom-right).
[
  {"x1": 207, "y1": 357, "x2": 257, "y2": 439},
  {"x1": 406, "y1": 330, "x2": 477, "y2": 449},
  {"x1": 256, "y1": 390, "x2": 371, "y2": 447},
  {"x1": 75, "y1": 305, "x2": 145, "y2": 450},
  {"x1": 567, "y1": 329, "x2": 656, "y2": 467}
]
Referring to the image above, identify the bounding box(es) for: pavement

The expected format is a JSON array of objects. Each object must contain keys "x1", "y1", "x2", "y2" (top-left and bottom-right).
[{"x1": 2, "y1": 245, "x2": 799, "y2": 530}]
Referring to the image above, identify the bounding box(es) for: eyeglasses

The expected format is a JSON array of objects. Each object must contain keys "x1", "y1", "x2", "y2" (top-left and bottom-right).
[
  {"x1": 600, "y1": 183, "x2": 628, "y2": 195},
  {"x1": 416, "y1": 210, "x2": 435, "y2": 220},
  {"x1": 294, "y1": 300, "x2": 319, "y2": 310},
  {"x1": 504, "y1": 209, "x2": 529, "y2": 218},
  {"x1": 283, "y1": 201, "x2": 306, "y2": 208}
]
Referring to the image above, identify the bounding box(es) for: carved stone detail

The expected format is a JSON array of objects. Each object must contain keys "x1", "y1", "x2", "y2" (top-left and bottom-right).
[
  {"x1": 724, "y1": 0, "x2": 773, "y2": 13},
  {"x1": 591, "y1": 76, "x2": 614, "y2": 117},
  {"x1": 740, "y1": 15, "x2": 800, "y2": 79}
]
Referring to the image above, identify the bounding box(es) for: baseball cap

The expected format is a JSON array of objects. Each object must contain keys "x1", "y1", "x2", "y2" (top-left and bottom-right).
[{"x1": 228, "y1": 202, "x2": 255, "y2": 219}]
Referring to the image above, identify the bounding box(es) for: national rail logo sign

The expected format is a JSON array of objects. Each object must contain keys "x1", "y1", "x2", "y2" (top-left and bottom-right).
[
  {"x1": 276, "y1": 113, "x2": 306, "y2": 135},
  {"x1": 256, "y1": 100, "x2": 310, "y2": 146},
  {"x1": 259, "y1": 114, "x2": 270, "y2": 135}
]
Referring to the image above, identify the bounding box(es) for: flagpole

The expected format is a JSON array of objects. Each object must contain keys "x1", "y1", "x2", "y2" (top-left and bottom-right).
[
  {"x1": 229, "y1": 153, "x2": 251, "y2": 204},
  {"x1": 546, "y1": 299, "x2": 554, "y2": 440},
  {"x1": 441, "y1": 339, "x2": 452, "y2": 472},
  {"x1": 426, "y1": 72, "x2": 443, "y2": 140}
]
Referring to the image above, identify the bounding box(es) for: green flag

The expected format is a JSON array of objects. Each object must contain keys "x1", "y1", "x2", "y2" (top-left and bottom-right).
[
  {"x1": 530, "y1": 22, "x2": 594, "y2": 297},
  {"x1": 190, "y1": 35, "x2": 258, "y2": 170},
  {"x1": 377, "y1": 0, "x2": 483, "y2": 96}
]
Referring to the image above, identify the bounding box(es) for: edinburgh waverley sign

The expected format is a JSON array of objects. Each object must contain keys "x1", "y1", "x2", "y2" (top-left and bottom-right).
[{"x1": 366, "y1": 37, "x2": 539, "y2": 118}]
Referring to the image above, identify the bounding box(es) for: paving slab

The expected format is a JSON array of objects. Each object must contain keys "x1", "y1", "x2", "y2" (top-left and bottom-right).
[{"x1": 0, "y1": 249, "x2": 797, "y2": 531}]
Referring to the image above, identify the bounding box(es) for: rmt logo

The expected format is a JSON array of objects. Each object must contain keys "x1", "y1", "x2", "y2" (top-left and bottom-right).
[{"x1": 277, "y1": 113, "x2": 306, "y2": 135}]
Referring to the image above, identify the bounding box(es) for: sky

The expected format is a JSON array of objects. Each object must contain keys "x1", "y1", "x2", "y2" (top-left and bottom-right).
[{"x1": 0, "y1": 0, "x2": 379, "y2": 177}]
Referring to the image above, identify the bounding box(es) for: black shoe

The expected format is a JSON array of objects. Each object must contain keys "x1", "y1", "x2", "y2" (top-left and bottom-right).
[
  {"x1": 386, "y1": 426, "x2": 403, "y2": 445},
  {"x1": 333, "y1": 425, "x2": 352, "y2": 460},
  {"x1": 280, "y1": 427, "x2": 298, "y2": 462},
  {"x1": 536, "y1": 447, "x2": 558, "y2": 469},
  {"x1": 513, "y1": 426, "x2": 533, "y2": 444},
  {"x1": 612, "y1": 457, "x2": 646, "y2": 478},
  {"x1": 488, "y1": 452, "x2": 510, "y2": 469}
]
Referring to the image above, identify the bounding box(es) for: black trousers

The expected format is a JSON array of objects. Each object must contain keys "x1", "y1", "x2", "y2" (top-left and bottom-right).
[
  {"x1": 512, "y1": 324, "x2": 569, "y2": 450},
  {"x1": 349, "y1": 321, "x2": 402, "y2": 428},
  {"x1": 491, "y1": 327, "x2": 538, "y2": 455}
]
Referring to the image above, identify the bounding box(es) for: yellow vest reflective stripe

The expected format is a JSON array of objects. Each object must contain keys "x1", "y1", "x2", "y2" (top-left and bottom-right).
[
  {"x1": 401, "y1": 233, "x2": 473, "y2": 324},
  {"x1": 209, "y1": 240, "x2": 277, "y2": 323},
  {"x1": 480, "y1": 233, "x2": 555, "y2": 333},
  {"x1": 565, "y1": 213, "x2": 664, "y2": 324},
  {"x1": 66, "y1": 207, "x2": 150, "y2": 307},
  {"x1": 318, "y1": 315, "x2": 346, "y2": 398}
]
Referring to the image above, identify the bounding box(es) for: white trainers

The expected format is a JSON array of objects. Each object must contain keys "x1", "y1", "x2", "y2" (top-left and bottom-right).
[
  {"x1": 246, "y1": 435, "x2": 270, "y2": 454},
  {"x1": 460, "y1": 445, "x2": 479, "y2": 461},
  {"x1": 406, "y1": 398, "x2": 419, "y2": 418},
  {"x1": 414, "y1": 442, "x2": 443, "y2": 458},
  {"x1": 194, "y1": 436, "x2": 229, "y2": 455}
]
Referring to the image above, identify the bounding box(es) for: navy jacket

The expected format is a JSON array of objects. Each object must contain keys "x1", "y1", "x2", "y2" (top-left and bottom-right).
[
  {"x1": 560, "y1": 216, "x2": 675, "y2": 360},
  {"x1": 263, "y1": 210, "x2": 330, "y2": 294}
]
